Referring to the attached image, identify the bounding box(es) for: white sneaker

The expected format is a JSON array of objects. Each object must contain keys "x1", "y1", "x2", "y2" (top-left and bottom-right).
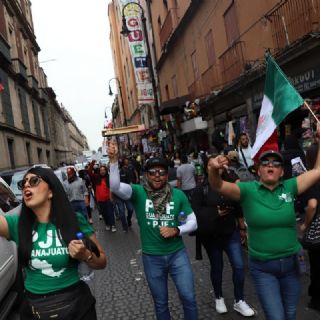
[
  {"x1": 215, "y1": 298, "x2": 227, "y2": 314},
  {"x1": 233, "y1": 300, "x2": 255, "y2": 317},
  {"x1": 111, "y1": 226, "x2": 117, "y2": 233},
  {"x1": 105, "y1": 225, "x2": 111, "y2": 231}
]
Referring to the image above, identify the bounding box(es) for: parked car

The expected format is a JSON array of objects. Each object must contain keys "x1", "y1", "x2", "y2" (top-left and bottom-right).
[
  {"x1": 0, "y1": 177, "x2": 21, "y2": 319},
  {"x1": 10, "y1": 170, "x2": 28, "y2": 202}
]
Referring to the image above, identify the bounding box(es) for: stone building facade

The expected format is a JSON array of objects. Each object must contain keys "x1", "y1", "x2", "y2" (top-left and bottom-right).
[{"x1": 0, "y1": 0, "x2": 88, "y2": 171}]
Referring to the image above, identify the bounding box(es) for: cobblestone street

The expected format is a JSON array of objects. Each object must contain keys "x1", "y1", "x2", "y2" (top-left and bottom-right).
[{"x1": 91, "y1": 210, "x2": 320, "y2": 320}]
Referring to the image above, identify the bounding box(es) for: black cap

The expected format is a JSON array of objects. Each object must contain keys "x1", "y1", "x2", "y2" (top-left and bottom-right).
[
  {"x1": 259, "y1": 150, "x2": 284, "y2": 163},
  {"x1": 144, "y1": 158, "x2": 168, "y2": 171}
]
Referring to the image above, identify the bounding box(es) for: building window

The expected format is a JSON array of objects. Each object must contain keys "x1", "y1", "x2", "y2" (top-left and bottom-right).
[
  {"x1": 46, "y1": 150, "x2": 50, "y2": 164},
  {"x1": 165, "y1": 85, "x2": 170, "y2": 100},
  {"x1": 205, "y1": 29, "x2": 216, "y2": 66},
  {"x1": 37, "y1": 148, "x2": 42, "y2": 163},
  {"x1": 26, "y1": 142, "x2": 31, "y2": 165},
  {"x1": 163, "y1": 0, "x2": 168, "y2": 11},
  {"x1": 224, "y1": 1, "x2": 240, "y2": 46},
  {"x1": 171, "y1": 75, "x2": 178, "y2": 97},
  {"x1": 7, "y1": 139, "x2": 15, "y2": 168},
  {"x1": 191, "y1": 50, "x2": 200, "y2": 80},
  {"x1": 158, "y1": 16, "x2": 162, "y2": 32}
]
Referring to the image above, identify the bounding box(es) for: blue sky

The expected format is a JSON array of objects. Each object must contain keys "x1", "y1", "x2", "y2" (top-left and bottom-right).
[{"x1": 31, "y1": 0, "x2": 115, "y2": 151}]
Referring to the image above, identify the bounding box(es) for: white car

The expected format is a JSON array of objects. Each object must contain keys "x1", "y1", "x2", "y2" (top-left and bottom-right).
[
  {"x1": 0, "y1": 177, "x2": 20, "y2": 319},
  {"x1": 10, "y1": 170, "x2": 28, "y2": 202}
]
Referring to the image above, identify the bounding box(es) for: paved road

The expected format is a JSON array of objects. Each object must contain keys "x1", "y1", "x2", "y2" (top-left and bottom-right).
[{"x1": 91, "y1": 210, "x2": 320, "y2": 320}]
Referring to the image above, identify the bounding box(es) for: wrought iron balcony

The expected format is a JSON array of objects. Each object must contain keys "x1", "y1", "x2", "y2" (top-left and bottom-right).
[
  {"x1": 270, "y1": 0, "x2": 320, "y2": 51},
  {"x1": 219, "y1": 41, "x2": 245, "y2": 85},
  {"x1": 201, "y1": 64, "x2": 222, "y2": 95}
]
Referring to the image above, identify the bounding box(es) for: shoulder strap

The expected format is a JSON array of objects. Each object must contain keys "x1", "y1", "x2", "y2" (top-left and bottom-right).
[{"x1": 239, "y1": 147, "x2": 249, "y2": 169}]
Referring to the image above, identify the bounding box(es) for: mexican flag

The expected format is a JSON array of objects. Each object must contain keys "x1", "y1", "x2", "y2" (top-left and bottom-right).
[{"x1": 252, "y1": 54, "x2": 304, "y2": 161}]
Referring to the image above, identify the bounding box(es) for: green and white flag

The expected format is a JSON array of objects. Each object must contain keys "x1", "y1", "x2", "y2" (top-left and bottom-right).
[{"x1": 252, "y1": 54, "x2": 304, "y2": 160}]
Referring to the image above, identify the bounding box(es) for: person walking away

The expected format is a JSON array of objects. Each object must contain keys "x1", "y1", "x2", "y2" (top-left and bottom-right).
[
  {"x1": 88, "y1": 161, "x2": 116, "y2": 232},
  {"x1": 113, "y1": 158, "x2": 135, "y2": 232},
  {"x1": 64, "y1": 167, "x2": 89, "y2": 219},
  {"x1": 208, "y1": 125, "x2": 320, "y2": 320},
  {"x1": 191, "y1": 156, "x2": 254, "y2": 316},
  {"x1": 108, "y1": 140, "x2": 199, "y2": 320},
  {"x1": 0, "y1": 167, "x2": 106, "y2": 319},
  {"x1": 300, "y1": 143, "x2": 320, "y2": 311},
  {"x1": 176, "y1": 154, "x2": 196, "y2": 201},
  {"x1": 79, "y1": 168, "x2": 94, "y2": 224},
  {"x1": 237, "y1": 133, "x2": 253, "y2": 169}
]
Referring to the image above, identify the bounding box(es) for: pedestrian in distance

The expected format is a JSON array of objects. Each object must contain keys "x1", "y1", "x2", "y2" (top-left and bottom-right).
[
  {"x1": 88, "y1": 160, "x2": 116, "y2": 232},
  {"x1": 0, "y1": 167, "x2": 107, "y2": 319},
  {"x1": 108, "y1": 140, "x2": 199, "y2": 320},
  {"x1": 191, "y1": 156, "x2": 255, "y2": 316},
  {"x1": 176, "y1": 154, "x2": 196, "y2": 201},
  {"x1": 207, "y1": 124, "x2": 320, "y2": 320},
  {"x1": 63, "y1": 166, "x2": 89, "y2": 219}
]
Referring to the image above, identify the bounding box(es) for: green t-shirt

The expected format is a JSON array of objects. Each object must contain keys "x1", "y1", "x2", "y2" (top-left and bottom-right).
[
  {"x1": 130, "y1": 184, "x2": 193, "y2": 255},
  {"x1": 238, "y1": 178, "x2": 301, "y2": 261},
  {"x1": 5, "y1": 213, "x2": 94, "y2": 294}
]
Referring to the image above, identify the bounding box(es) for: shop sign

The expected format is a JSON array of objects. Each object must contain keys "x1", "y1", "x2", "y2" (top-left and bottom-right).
[
  {"x1": 120, "y1": 0, "x2": 155, "y2": 105},
  {"x1": 252, "y1": 65, "x2": 320, "y2": 110}
]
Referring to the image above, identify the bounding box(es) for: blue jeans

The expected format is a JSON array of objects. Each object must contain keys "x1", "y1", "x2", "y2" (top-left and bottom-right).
[
  {"x1": 113, "y1": 195, "x2": 133, "y2": 230},
  {"x1": 98, "y1": 200, "x2": 115, "y2": 226},
  {"x1": 142, "y1": 248, "x2": 198, "y2": 320},
  {"x1": 71, "y1": 200, "x2": 88, "y2": 219},
  {"x1": 200, "y1": 228, "x2": 245, "y2": 301},
  {"x1": 249, "y1": 254, "x2": 301, "y2": 320}
]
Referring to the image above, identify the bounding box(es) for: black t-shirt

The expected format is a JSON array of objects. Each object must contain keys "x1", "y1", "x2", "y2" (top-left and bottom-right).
[
  {"x1": 120, "y1": 165, "x2": 136, "y2": 184},
  {"x1": 304, "y1": 182, "x2": 320, "y2": 213}
]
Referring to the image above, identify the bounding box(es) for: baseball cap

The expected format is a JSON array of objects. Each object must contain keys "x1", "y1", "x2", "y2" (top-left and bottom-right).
[
  {"x1": 259, "y1": 150, "x2": 284, "y2": 163},
  {"x1": 144, "y1": 158, "x2": 168, "y2": 171},
  {"x1": 227, "y1": 150, "x2": 239, "y2": 162}
]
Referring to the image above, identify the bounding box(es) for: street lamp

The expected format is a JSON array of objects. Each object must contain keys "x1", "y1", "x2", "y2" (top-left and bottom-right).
[
  {"x1": 120, "y1": 2, "x2": 162, "y2": 130},
  {"x1": 108, "y1": 77, "x2": 131, "y2": 150}
]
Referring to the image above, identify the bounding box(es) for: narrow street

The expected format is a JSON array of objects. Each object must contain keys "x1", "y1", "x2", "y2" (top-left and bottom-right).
[{"x1": 91, "y1": 209, "x2": 320, "y2": 320}]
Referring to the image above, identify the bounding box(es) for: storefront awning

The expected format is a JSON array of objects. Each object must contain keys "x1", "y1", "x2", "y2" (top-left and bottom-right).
[{"x1": 159, "y1": 94, "x2": 191, "y2": 115}]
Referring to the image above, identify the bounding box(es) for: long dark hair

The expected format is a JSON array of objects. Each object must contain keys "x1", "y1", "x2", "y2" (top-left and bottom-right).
[
  {"x1": 95, "y1": 164, "x2": 109, "y2": 186},
  {"x1": 18, "y1": 167, "x2": 80, "y2": 267}
]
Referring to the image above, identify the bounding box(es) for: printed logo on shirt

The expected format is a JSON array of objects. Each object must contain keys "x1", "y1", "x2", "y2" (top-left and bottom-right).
[
  {"x1": 145, "y1": 199, "x2": 176, "y2": 228},
  {"x1": 278, "y1": 192, "x2": 293, "y2": 203},
  {"x1": 30, "y1": 229, "x2": 68, "y2": 278}
]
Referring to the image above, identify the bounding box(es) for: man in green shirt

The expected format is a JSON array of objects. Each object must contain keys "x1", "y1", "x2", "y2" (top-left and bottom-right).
[
  {"x1": 207, "y1": 127, "x2": 320, "y2": 320},
  {"x1": 108, "y1": 141, "x2": 198, "y2": 320}
]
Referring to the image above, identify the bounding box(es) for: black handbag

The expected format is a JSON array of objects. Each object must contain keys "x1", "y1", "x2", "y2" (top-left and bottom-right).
[
  {"x1": 302, "y1": 214, "x2": 320, "y2": 249},
  {"x1": 28, "y1": 289, "x2": 78, "y2": 320}
]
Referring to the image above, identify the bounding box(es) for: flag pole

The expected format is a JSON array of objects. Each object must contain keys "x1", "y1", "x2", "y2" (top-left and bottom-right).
[{"x1": 304, "y1": 100, "x2": 320, "y2": 124}]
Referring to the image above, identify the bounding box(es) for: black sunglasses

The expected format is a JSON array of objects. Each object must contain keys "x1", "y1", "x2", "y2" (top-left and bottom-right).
[
  {"x1": 18, "y1": 175, "x2": 43, "y2": 190},
  {"x1": 260, "y1": 160, "x2": 282, "y2": 168},
  {"x1": 147, "y1": 168, "x2": 168, "y2": 176}
]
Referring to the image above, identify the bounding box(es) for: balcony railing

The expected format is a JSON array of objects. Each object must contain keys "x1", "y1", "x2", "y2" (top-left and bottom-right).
[
  {"x1": 201, "y1": 64, "x2": 222, "y2": 94},
  {"x1": 270, "y1": 0, "x2": 320, "y2": 51},
  {"x1": 219, "y1": 41, "x2": 245, "y2": 85},
  {"x1": 12, "y1": 58, "x2": 28, "y2": 81},
  {"x1": 160, "y1": 8, "x2": 178, "y2": 48},
  {"x1": 188, "y1": 78, "x2": 204, "y2": 100}
]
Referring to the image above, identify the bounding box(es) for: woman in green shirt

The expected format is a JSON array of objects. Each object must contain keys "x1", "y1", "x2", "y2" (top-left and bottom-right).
[
  {"x1": 207, "y1": 137, "x2": 320, "y2": 320},
  {"x1": 0, "y1": 167, "x2": 107, "y2": 319}
]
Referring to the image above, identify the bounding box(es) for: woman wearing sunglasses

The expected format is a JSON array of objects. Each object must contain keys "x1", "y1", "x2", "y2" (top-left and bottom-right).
[
  {"x1": 0, "y1": 167, "x2": 106, "y2": 319},
  {"x1": 207, "y1": 131, "x2": 320, "y2": 320}
]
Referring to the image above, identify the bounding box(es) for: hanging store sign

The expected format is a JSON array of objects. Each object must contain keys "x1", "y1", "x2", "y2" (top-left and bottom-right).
[{"x1": 120, "y1": 0, "x2": 155, "y2": 105}]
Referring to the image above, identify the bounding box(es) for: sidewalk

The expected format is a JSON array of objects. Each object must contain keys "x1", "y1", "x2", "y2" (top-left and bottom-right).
[{"x1": 92, "y1": 210, "x2": 320, "y2": 319}]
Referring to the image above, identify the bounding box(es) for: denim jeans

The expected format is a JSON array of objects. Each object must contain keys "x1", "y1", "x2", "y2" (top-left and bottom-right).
[
  {"x1": 112, "y1": 195, "x2": 133, "y2": 230},
  {"x1": 142, "y1": 248, "x2": 198, "y2": 320},
  {"x1": 98, "y1": 200, "x2": 115, "y2": 226},
  {"x1": 200, "y1": 228, "x2": 245, "y2": 301},
  {"x1": 249, "y1": 254, "x2": 301, "y2": 320},
  {"x1": 71, "y1": 200, "x2": 88, "y2": 219}
]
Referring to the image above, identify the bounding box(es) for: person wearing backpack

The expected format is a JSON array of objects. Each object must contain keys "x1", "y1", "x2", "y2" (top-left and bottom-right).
[
  {"x1": 191, "y1": 155, "x2": 255, "y2": 317},
  {"x1": 226, "y1": 150, "x2": 256, "y2": 182}
]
